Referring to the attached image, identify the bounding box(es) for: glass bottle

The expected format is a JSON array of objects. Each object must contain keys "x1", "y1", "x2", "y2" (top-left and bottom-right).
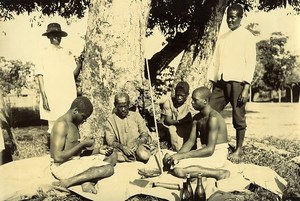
[
  {"x1": 180, "y1": 173, "x2": 193, "y2": 201},
  {"x1": 194, "y1": 173, "x2": 206, "y2": 201}
]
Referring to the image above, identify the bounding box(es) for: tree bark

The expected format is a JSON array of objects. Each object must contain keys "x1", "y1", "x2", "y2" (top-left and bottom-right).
[
  {"x1": 80, "y1": 0, "x2": 150, "y2": 145},
  {"x1": 147, "y1": 29, "x2": 193, "y2": 83},
  {"x1": 174, "y1": 0, "x2": 229, "y2": 91}
]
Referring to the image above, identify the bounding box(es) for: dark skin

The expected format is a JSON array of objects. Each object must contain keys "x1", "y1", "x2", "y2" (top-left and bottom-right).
[
  {"x1": 163, "y1": 90, "x2": 192, "y2": 126},
  {"x1": 163, "y1": 88, "x2": 229, "y2": 180},
  {"x1": 112, "y1": 94, "x2": 151, "y2": 162},
  {"x1": 227, "y1": 9, "x2": 250, "y2": 159},
  {"x1": 50, "y1": 107, "x2": 116, "y2": 194}
]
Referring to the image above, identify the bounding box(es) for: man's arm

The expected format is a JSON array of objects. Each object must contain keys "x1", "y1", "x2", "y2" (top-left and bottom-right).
[
  {"x1": 173, "y1": 117, "x2": 219, "y2": 160},
  {"x1": 136, "y1": 112, "x2": 151, "y2": 145},
  {"x1": 178, "y1": 120, "x2": 198, "y2": 153},
  {"x1": 164, "y1": 114, "x2": 179, "y2": 126},
  {"x1": 238, "y1": 83, "x2": 250, "y2": 105},
  {"x1": 51, "y1": 121, "x2": 93, "y2": 163},
  {"x1": 104, "y1": 121, "x2": 122, "y2": 149},
  {"x1": 104, "y1": 120, "x2": 135, "y2": 156},
  {"x1": 73, "y1": 54, "x2": 83, "y2": 78},
  {"x1": 162, "y1": 99, "x2": 178, "y2": 126},
  {"x1": 37, "y1": 75, "x2": 50, "y2": 111}
]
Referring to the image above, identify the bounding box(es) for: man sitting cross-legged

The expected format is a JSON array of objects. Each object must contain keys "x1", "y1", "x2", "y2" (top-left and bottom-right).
[
  {"x1": 163, "y1": 87, "x2": 230, "y2": 180},
  {"x1": 50, "y1": 96, "x2": 117, "y2": 194},
  {"x1": 104, "y1": 92, "x2": 152, "y2": 163}
]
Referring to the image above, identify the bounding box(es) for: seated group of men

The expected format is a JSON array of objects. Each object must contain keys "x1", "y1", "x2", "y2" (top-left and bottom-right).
[{"x1": 50, "y1": 82, "x2": 230, "y2": 194}]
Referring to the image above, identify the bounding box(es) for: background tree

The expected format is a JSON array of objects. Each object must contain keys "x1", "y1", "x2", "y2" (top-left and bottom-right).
[
  {"x1": 1, "y1": 0, "x2": 300, "y2": 139},
  {"x1": 0, "y1": 57, "x2": 36, "y2": 156},
  {"x1": 147, "y1": 0, "x2": 300, "y2": 91},
  {"x1": 257, "y1": 32, "x2": 299, "y2": 102}
]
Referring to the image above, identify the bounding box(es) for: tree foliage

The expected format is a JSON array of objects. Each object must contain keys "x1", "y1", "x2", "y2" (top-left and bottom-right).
[
  {"x1": 0, "y1": 57, "x2": 36, "y2": 96},
  {"x1": 147, "y1": 0, "x2": 300, "y2": 38},
  {"x1": 1, "y1": 0, "x2": 300, "y2": 31},
  {"x1": 256, "y1": 33, "x2": 299, "y2": 90},
  {"x1": 0, "y1": 0, "x2": 89, "y2": 21}
]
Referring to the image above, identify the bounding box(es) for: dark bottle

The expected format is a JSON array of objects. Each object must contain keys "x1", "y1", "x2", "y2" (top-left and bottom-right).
[
  {"x1": 194, "y1": 173, "x2": 206, "y2": 201},
  {"x1": 180, "y1": 173, "x2": 193, "y2": 201}
]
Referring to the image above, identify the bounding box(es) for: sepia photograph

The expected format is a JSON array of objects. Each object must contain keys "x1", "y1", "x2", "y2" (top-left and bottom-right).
[{"x1": 0, "y1": 0, "x2": 299, "y2": 200}]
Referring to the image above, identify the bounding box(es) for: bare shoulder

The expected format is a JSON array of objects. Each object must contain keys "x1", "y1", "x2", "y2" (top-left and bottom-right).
[
  {"x1": 53, "y1": 118, "x2": 69, "y2": 135},
  {"x1": 208, "y1": 110, "x2": 225, "y2": 124}
]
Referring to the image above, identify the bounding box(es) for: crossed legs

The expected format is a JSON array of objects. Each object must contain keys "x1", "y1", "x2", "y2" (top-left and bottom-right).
[{"x1": 171, "y1": 165, "x2": 230, "y2": 180}]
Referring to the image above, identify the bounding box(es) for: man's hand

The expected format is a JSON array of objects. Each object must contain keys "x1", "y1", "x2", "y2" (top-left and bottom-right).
[
  {"x1": 81, "y1": 137, "x2": 95, "y2": 148},
  {"x1": 121, "y1": 145, "x2": 135, "y2": 157},
  {"x1": 42, "y1": 96, "x2": 50, "y2": 111},
  {"x1": 238, "y1": 84, "x2": 250, "y2": 107},
  {"x1": 99, "y1": 145, "x2": 114, "y2": 156},
  {"x1": 165, "y1": 153, "x2": 183, "y2": 165}
]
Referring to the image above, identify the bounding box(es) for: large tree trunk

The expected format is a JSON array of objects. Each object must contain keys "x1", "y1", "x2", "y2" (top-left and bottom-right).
[
  {"x1": 147, "y1": 29, "x2": 193, "y2": 83},
  {"x1": 174, "y1": 0, "x2": 229, "y2": 91},
  {"x1": 80, "y1": 0, "x2": 150, "y2": 145}
]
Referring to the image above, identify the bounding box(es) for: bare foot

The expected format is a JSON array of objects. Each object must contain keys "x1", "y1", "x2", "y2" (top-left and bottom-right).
[
  {"x1": 81, "y1": 182, "x2": 97, "y2": 194},
  {"x1": 218, "y1": 169, "x2": 231, "y2": 180},
  {"x1": 230, "y1": 149, "x2": 243, "y2": 161},
  {"x1": 51, "y1": 181, "x2": 70, "y2": 193}
]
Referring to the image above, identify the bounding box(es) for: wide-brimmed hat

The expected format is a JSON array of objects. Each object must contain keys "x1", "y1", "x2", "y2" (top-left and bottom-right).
[{"x1": 42, "y1": 23, "x2": 68, "y2": 37}]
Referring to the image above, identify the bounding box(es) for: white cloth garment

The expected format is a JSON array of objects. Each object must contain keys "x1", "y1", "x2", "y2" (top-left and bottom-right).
[
  {"x1": 35, "y1": 45, "x2": 77, "y2": 121},
  {"x1": 208, "y1": 26, "x2": 256, "y2": 84}
]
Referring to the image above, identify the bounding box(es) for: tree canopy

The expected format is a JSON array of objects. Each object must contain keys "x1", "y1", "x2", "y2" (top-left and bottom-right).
[
  {"x1": 0, "y1": 57, "x2": 36, "y2": 96},
  {"x1": 256, "y1": 32, "x2": 299, "y2": 90},
  {"x1": 1, "y1": 0, "x2": 300, "y2": 30},
  {"x1": 0, "y1": 0, "x2": 89, "y2": 21}
]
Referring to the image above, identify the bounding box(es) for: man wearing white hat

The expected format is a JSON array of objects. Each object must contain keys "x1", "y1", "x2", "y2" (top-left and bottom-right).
[{"x1": 36, "y1": 23, "x2": 82, "y2": 134}]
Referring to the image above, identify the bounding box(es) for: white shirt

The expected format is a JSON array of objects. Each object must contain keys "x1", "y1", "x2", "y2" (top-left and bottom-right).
[
  {"x1": 35, "y1": 45, "x2": 77, "y2": 121},
  {"x1": 208, "y1": 26, "x2": 256, "y2": 84}
]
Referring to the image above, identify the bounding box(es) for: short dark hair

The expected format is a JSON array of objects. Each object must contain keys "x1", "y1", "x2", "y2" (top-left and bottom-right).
[
  {"x1": 71, "y1": 96, "x2": 93, "y2": 116},
  {"x1": 193, "y1": 87, "x2": 212, "y2": 101},
  {"x1": 228, "y1": 4, "x2": 244, "y2": 18},
  {"x1": 114, "y1": 92, "x2": 129, "y2": 105},
  {"x1": 175, "y1": 81, "x2": 190, "y2": 95}
]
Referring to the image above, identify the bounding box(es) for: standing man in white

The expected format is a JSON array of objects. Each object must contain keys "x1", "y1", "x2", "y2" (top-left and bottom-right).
[
  {"x1": 36, "y1": 23, "x2": 82, "y2": 134},
  {"x1": 208, "y1": 4, "x2": 256, "y2": 160}
]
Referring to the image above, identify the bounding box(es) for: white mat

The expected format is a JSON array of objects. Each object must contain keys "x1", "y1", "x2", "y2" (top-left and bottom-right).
[{"x1": 0, "y1": 151, "x2": 287, "y2": 200}]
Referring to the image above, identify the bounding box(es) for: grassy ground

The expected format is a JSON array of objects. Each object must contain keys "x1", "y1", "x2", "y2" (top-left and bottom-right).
[
  {"x1": 3, "y1": 103, "x2": 300, "y2": 200},
  {"x1": 6, "y1": 125, "x2": 299, "y2": 201}
]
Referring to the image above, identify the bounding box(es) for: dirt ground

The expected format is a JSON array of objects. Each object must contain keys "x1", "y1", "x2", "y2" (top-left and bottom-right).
[{"x1": 222, "y1": 102, "x2": 300, "y2": 142}]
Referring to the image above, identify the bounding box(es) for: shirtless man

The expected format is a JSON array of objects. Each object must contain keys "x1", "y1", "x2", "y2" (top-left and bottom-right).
[
  {"x1": 50, "y1": 96, "x2": 117, "y2": 194},
  {"x1": 163, "y1": 87, "x2": 230, "y2": 180}
]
